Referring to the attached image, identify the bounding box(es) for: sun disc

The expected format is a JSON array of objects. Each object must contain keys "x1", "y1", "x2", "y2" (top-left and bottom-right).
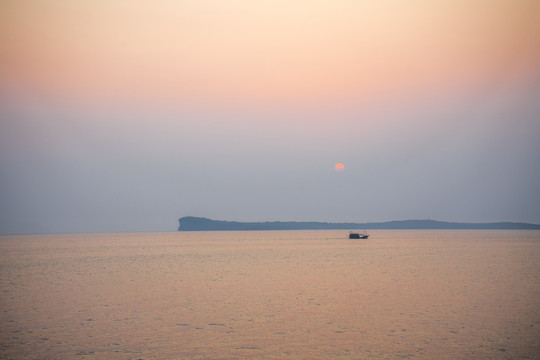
[{"x1": 335, "y1": 163, "x2": 345, "y2": 171}]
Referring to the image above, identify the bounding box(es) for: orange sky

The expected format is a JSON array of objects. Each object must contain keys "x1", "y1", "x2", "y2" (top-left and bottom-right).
[
  {"x1": 2, "y1": 1, "x2": 540, "y2": 233},
  {"x1": 1, "y1": 0, "x2": 539, "y2": 107}
]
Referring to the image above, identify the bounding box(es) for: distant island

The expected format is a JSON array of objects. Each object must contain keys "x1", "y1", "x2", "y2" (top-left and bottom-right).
[{"x1": 178, "y1": 216, "x2": 540, "y2": 231}]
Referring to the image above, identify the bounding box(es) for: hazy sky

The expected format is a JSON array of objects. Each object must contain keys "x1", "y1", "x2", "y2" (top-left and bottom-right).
[{"x1": 1, "y1": 0, "x2": 540, "y2": 233}]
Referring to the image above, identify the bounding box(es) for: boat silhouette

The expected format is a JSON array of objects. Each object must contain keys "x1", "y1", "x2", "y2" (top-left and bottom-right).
[{"x1": 349, "y1": 231, "x2": 369, "y2": 239}]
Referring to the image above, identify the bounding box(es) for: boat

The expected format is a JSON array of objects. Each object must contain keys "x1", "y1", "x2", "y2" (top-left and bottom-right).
[{"x1": 349, "y1": 231, "x2": 369, "y2": 239}]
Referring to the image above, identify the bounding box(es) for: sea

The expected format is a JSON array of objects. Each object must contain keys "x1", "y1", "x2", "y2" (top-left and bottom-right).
[{"x1": 1, "y1": 230, "x2": 539, "y2": 359}]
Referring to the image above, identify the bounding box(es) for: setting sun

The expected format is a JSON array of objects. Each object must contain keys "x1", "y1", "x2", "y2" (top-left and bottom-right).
[{"x1": 335, "y1": 163, "x2": 345, "y2": 171}]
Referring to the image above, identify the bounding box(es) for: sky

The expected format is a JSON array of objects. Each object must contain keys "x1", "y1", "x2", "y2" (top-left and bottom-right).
[{"x1": 1, "y1": 0, "x2": 540, "y2": 234}]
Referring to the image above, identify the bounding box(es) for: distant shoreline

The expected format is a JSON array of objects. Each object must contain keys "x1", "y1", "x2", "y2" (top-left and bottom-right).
[{"x1": 178, "y1": 216, "x2": 540, "y2": 231}]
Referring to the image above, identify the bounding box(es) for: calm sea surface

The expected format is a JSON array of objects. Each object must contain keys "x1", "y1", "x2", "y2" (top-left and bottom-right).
[{"x1": 1, "y1": 230, "x2": 539, "y2": 359}]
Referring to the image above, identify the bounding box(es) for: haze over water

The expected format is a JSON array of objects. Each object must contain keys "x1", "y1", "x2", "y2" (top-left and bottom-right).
[
  {"x1": 2, "y1": 1, "x2": 540, "y2": 234},
  {"x1": 1, "y1": 230, "x2": 539, "y2": 359},
  {"x1": 2, "y1": 2, "x2": 539, "y2": 357}
]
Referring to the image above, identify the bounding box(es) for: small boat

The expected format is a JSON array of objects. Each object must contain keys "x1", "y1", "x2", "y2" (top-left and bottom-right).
[{"x1": 349, "y1": 231, "x2": 369, "y2": 239}]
